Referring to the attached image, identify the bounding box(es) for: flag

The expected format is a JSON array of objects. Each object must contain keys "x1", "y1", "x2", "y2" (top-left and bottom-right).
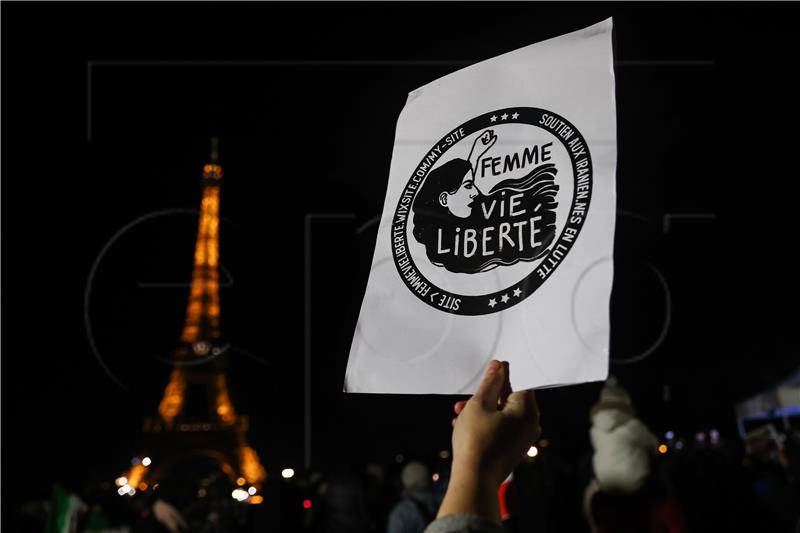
[
  {"x1": 346, "y1": 19, "x2": 616, "y2": 393},
  {"x1": 45, "y1": 483, "x2": 87, "y2": 533}
]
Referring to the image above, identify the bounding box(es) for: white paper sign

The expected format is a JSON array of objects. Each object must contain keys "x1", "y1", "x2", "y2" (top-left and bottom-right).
[{"x1": 345, "y1": 19, "x2": 616, "y2": 394}]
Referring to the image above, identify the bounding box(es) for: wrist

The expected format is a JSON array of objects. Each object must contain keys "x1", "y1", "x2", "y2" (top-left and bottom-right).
[
  {"x1": 452, "y1": 454, "x2": 505, "y2": 490},
  {"x1": 438, "y1": 460, "x2": 501, "y2": 523}
]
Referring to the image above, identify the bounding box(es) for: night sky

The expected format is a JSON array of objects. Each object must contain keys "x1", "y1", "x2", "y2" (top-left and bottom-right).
[{"x1": 2, "y1": 2, "x2": 799, "y2": 504}]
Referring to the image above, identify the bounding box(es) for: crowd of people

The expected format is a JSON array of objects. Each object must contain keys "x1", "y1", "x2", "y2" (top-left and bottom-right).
[{"x1": 7, "y1": 362, "x2": 800, "y2": 532}]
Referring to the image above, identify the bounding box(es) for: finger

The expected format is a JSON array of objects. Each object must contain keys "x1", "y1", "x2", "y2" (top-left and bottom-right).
[
  {"x1": 498, "y1": 361, "x2": 512, "y2": 408},
  {"x1": 452, "y1": 417, "x2": 458, "y2": 427},
  {"x1": 454, "y1": 400, "x2": 468, "y2": 414},
  {"x1": 473, "y1": 359, "x2": 505, "y2": 410}
]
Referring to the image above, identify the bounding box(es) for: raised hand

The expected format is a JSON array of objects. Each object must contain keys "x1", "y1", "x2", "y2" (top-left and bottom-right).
[
  {"x1": 467, "y1": 129, "x2": 498, "y2": 177},
  {"x1": 438, "y1": 360, "x2": 541, "y2": 523}
]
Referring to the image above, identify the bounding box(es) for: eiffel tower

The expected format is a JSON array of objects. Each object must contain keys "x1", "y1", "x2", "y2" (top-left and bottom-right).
[{"x1": 117, "y1": 139, "x2": 266, "y2": 504}]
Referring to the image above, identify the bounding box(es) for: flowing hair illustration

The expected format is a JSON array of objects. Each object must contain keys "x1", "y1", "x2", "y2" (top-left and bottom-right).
[
  {"x1": 488, "y1": 163, "x2": 559, "y2": 196},
  {"x1": 412, "y1": 160, "x2": 559, "y2": 273}
]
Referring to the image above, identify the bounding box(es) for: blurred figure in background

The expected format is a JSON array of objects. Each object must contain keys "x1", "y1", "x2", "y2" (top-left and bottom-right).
[
  {"x1": 364, "y1": 463, "x2": 395, "y2": 532},
  {"x1": 584, "y1": 376, "x2": 686, "y2": 533},
  {"x1": 312, "y1": 469, "x2": 370, "y2": 533},
  {"x1": 388, "y1": 461, "x2": 438, "y2": 533},
  {"x1": 588, "y1": 376, "x2": 658, "y2": 495}
]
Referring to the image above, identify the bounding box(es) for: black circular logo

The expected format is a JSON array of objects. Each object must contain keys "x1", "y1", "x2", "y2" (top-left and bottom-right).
[{"x1": 391, "y1": 107, "x2": 592, "y2": 315}]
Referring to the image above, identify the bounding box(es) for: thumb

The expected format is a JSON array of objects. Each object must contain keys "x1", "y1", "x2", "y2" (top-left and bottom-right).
[
  {"x1": 504, "y1": 389, "x2": 539, "y2": 423},
  {"x1": 473, "y1": 360, "x2": 505, "y2": 410}
]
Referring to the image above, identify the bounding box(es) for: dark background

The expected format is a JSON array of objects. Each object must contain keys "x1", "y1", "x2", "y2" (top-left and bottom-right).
[{"x1": 2, "y1": 1, "x2": 798, "y2": 506}]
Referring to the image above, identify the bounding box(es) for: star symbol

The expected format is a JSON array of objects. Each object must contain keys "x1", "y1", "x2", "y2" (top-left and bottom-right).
[
  {"x1": 488, "y1": 298, "x2": 497, "y2": 308},
  {"x1": 511, "y1": 112, "x2": 519, "y2": 119},
  {"x1": 501, "y1": 294, "x2": 510, "y2": 304},
  {"x1": 513, "y1": 288, "x2": 522, "y2": 297},
  {"x1": 490, "y1": 115, "x2": 498, "y2": 122},
  {"x1": 500, "y1": 113, "x2": 509, "y2": 120}
]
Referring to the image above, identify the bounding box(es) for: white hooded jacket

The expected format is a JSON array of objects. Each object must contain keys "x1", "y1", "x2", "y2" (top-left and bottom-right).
[{"x1": 589, "y1": 380, "x2": 659, "y2": 494}]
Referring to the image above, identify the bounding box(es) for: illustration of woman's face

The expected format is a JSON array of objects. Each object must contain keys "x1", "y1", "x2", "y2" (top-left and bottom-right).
[{"x1": 439, "y1": 172, "x2": 478, "y2": 219}]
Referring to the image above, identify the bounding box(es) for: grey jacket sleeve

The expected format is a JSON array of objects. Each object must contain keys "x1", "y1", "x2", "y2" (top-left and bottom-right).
[{"x1": 423, "y1": 514, "x2": 506, "y2": 533}]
